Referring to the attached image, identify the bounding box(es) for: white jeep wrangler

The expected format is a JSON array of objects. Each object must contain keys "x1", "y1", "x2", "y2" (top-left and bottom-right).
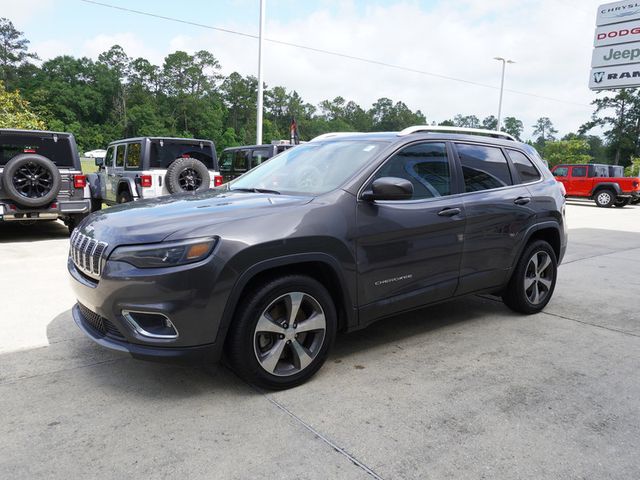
[{"x1": 88, "y1": 137, "x2": 222, "y2": 209}]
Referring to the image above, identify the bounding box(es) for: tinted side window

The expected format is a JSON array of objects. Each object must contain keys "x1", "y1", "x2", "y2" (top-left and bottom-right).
[
  {"x1": 104, "y1": 147, "x2": 115, "y2": 167},
  {"x1": 251, "y1": 148, "x2": 271, "y2": 168},
  {"x1": 372, "y1": 142, "x2": 451, "y2": 199},
  {"x1": 456, "y1": 143, "x2": 512, "y2": 192},
  {"x1": 507, "y1": 149, "x2": 541, "y2": 183},
  {"x1": 219, "y1": 151, "x2": 233, "y2": 173},
  {"x1": 125, "y1": 142, "x2": 141, "y2": 169},
  {"x1": 572, "y1": 166, "x2": 587, "y2": 177},
  {"x1": 233, "y1": 150, "x2": 249, "y2": 173},
  {"x1": 115, "y1": 145, "x2": 125, "y2": 167},
  {"x1": 553, "y1": 167, "x2": 569, "y2": 177}
]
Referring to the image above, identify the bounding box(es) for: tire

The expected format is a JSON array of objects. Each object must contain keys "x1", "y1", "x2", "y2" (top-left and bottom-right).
[
  {"x1": 502, "y1": 240, "x2": 558, "y2": 314},
  {"x1": 631, "y1": 198, "x2": 640, "y2": 205},
  {"x1": 1, "y1": 154, "x2": 61, "y2": 208},
  {"x1": 116, "y1": 189, "x2": 132, "y2": 204},
  {"x1": 165, "y1": 158, "x2": 211, "y2": 194},
  {"x1": 225, "y1": 275, "x2": 337, "y2": 390},
  {"x1": 613, "y1": 197, "x2": 630, "y2": 208},
  {"x1": 594, "y1": 189, "x2": 615, "y2": 208}
]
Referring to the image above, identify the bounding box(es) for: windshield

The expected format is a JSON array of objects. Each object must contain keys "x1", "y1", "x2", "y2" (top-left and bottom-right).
[{"x1": 229, "y1": 140, "x2": 388, "y2": 195}]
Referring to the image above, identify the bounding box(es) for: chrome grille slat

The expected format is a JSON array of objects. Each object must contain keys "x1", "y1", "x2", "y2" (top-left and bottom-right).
[{"x1": 70, "y1": 231, "x2": 108, "y2": 279}]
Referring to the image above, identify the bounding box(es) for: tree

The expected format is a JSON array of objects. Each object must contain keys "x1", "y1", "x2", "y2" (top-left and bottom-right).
[
  {"x1": 542, "y1": 139, "x2": 592, "y2": 167},
  {"x1": 501, "y1": 116, "x2": 524, "y2": 140},
  {"x1": 453, "y1": 114, "x2": 480, "y2": 128},
  {"x1": 482, "y1": 115, "x2": 498, "y2": 130},
  {"x1": 580, "y1": 88, "x2": 640, "y2": 166},
  {"x1": 532, "y1": 117, "x2": 558, "y2": 148},
  {"x1": 0, "y1": 80, "x2": 46, "y2": 129},
  {"x1": 0, "y1": 18, "x2": 37, "y2": 88}
]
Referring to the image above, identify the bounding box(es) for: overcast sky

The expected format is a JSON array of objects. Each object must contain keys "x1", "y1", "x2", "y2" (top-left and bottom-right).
[{"x1": 5, "y1": 0, "x2": 606, "y2": 139}]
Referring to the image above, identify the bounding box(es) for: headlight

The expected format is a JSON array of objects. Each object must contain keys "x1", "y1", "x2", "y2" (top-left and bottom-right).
[{"x1": 109, "y1": 238, "x2": 216, "y2": 268}]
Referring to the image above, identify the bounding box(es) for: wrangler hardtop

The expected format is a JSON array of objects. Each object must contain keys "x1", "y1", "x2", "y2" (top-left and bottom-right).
[
  {"x1": 0, "y1": 128, "x2": 91, "y2": 232},
  {"x1": 88, "y1": 136, "x2": 222, "y2": 209}
]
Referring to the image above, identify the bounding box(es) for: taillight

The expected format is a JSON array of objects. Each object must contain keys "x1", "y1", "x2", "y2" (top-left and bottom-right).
[
  {"x1": 633, "y1": 181, "x2": 639, "y2": 188},
  {"x1": 140, "y1": 175, "x2": 152, "y2": 188},
  {"x1": 73, "y1": 175, "x2": 86, "y2": 189},
  {"x1": 214, "y1": 175, "x2": 223, "y2": 187}
]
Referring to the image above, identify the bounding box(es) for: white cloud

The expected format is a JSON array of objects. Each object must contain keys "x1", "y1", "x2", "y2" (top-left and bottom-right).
[
  {"x1": 1, "y1": 0, "x2": 54, "y2": 24},
  {"x1": 82, "y1": 32, "x2": 164, "y2": 64}
]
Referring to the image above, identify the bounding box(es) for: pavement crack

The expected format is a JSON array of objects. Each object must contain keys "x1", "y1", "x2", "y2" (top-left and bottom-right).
[
  {"x1": 0, "y1": 357, "x2": 126, "y2": 386},
  {"x1": 260, "y1": 390, "x2": 386, "y2": 480},
  {"x1": 541, "y1": 310, "x2": 640, "y2": 339}
]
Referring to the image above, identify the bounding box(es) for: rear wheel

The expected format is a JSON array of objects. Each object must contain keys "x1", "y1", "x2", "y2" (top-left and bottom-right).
[
  {"x1": 116, "y1": 189, "x2": 132, "y2": 204},
  {"x1": 594, "y1": 189, "x2": 615, "y2": 208},
  {"x1": 502, "y1": 240, "x2": 558, "y2": 314},
  {"x1": 226, "y1": 275, "x2": 337, "y2": 390},
  {"x1": 613, "y1": 197, "x2": 630, "y2": 208}
]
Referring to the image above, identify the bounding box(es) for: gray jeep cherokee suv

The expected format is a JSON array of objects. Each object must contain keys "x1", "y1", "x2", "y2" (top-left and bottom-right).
[{"x1": 68, "y1": 126, "x2": 567, "y2": 389}]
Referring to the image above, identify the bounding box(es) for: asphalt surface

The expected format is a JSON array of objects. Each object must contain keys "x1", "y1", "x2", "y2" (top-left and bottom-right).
[{"x1": 1, "y1": 201, "x2": 639, "y2": 479}]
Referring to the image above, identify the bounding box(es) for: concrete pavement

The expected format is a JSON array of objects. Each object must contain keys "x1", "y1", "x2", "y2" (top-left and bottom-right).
[{"x1": 1, "y1": 202, "x2": 639, "y2": 479}]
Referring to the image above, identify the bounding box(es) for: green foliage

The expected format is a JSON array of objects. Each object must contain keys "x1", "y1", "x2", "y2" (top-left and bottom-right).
[
  {"x1": 501, "y1": 116, "x2": 524, "y2": 140},
  {"x1": 0, "y1": 80, "x2": 46, "y2": 129},
  {"x1": 542, "y1": 139, "x2": 592, "y2": 167},
  {"x1": 532, "y1": 117, "x2": 558, "y2": 150},
  {"x1": 624, "y1": 157, "x2": 640, "y2": 177},
  {"x1": 0, "y1": 18, "x2": 38, "y2": 88}
]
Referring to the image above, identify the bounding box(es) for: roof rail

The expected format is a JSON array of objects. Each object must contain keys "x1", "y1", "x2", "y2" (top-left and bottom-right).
[
  {"x1": 397, "y1": 125, "x2": 516, "y2": 141},
  {"x1": 309, "y1": 132, "x2": 360, "y2": 142}
]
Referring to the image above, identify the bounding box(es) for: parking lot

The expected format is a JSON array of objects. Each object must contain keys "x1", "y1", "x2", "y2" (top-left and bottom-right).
[{"x1": 1, "y1": 202, "x2": 639, "y2": 479}]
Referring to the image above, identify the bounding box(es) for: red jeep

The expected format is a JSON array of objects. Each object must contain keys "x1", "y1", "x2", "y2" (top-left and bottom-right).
[{"x1": 551, "y1": 164, "x2": 640, "y2": 208}]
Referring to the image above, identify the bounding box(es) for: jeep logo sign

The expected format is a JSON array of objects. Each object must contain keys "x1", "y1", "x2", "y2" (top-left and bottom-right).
[
  {"x1": 590, "y1": 2, "x2": 640, "y2": 90},
  {"x1": 592, "y1": 40, "x2": 640, "y2": 66}
]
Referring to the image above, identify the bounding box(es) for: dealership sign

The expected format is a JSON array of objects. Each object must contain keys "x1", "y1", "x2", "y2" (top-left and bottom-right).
[{"x1": 590, "y1": 1, "x2": 640, "y2": 90}]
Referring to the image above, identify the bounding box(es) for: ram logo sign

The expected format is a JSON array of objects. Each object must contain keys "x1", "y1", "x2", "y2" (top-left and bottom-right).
[{"x1": 590, "y1": 1, "x2": 640, "y2": 90}]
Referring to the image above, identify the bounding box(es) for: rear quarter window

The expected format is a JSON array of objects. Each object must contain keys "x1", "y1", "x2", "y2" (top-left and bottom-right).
[
  {"x1": 506, "y1": 149, "x2": 541, "y2": 184},
  {"x1": 455, "y1": 143, "x2": 513, "y2": 192}
]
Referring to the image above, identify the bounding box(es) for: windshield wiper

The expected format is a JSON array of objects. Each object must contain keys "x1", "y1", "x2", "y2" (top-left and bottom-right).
[{"x1": 230, "y1": 187, "x2": 281, "y2": 195}]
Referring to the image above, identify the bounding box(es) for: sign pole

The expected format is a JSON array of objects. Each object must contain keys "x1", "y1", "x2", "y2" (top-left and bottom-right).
[
  {"x1": 256, "y1": 0, "x2": 266, "y2": 145},
  {"x1": 494, "y1": 57, "x2": 514, "y2": 131}
]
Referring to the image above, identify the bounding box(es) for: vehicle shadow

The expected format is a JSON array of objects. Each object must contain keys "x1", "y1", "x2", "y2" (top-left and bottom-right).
[
  {"x1": 0, "y1": 219, "x2": 69, "y2": 243},
  {"x1": 24, "y1": 296, "x2": 508, "y2": 399}
]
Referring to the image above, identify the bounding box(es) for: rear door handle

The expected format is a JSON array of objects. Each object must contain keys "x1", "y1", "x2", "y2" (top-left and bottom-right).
[
  {"x1": 438, "y1": 207, "x2": 462, "y2": 217},
  {"x1": 514, "y1": 197, "x2": 531, "y2": 205}
]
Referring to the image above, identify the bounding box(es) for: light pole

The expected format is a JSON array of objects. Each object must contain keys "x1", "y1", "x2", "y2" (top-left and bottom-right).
[
  {"x1": 256, "y1": 0, "x2": 266, "y2": 145},
  {"x1": 494, "y1": 57, "x2": 515, "y2": 131}
]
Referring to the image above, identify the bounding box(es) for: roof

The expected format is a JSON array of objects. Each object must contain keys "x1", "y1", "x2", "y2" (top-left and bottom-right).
[
  {"x1": 108, "y1": 136, "x2": 214, "y2": 145},
  {"x1": 0, "y1": 128, "x2": 74, "y2": 137},
  {"x1": 222, "y1": 144, "x2": 278, "y2": 151}
]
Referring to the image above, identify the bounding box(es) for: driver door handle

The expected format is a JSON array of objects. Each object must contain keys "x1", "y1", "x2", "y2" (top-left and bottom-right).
[
  {"x1": 438, "y1": 207, "x2": 462, "y2": 217},
  {"x1": 514, "y1": 197, "x2": 531, "y2": 205}
]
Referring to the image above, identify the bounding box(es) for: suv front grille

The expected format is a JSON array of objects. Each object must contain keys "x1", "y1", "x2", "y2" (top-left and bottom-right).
[
  {"x1": 77, "y1": 303, "x2": 124, "y2": 339},
  {"x1": 70, "y1": 230, "x2": 108, "y2": 279}
]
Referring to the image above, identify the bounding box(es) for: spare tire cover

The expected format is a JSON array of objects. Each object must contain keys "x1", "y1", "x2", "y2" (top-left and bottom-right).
[
  {"x1": 2, "y1": 154, "x2": 62, "y2": 208},
  {"x1": 165, "y1": 158, "x2": 211, "y2": 194}
]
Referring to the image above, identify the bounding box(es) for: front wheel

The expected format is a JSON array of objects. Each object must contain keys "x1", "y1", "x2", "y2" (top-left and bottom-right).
[
  {"x1": 502, "y1": 240, "x2": 558, "y2": 314},
  {"x1": 116, "y1": 189, "x2": 132, "y2": 204},
  {"x1": 226, "y1": 275, "x2": 337, "y2": 390}
]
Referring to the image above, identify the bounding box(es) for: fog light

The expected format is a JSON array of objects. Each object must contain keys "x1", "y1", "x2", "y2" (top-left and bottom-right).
[{"x1": 122, "y1": 310, "x2": 179, "y2": 339}]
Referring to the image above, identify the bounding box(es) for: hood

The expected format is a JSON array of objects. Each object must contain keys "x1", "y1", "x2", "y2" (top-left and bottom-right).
[{"x1": 79, "y1": 189, "x2": 312, "y2": 246}]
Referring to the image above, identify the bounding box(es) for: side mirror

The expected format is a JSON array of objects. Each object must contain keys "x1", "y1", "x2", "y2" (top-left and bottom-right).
[
  {"x1": 362, "y1": 177, "x2": 413, "y2": 201},
  {"x1": 95, "y1": 157, "x2": 104, "y2": 167}
]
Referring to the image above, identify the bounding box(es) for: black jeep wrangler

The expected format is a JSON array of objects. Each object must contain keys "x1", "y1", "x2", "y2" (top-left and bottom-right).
[{"x1": 0, "y1": 129, "x2": 91, "y2": 233}]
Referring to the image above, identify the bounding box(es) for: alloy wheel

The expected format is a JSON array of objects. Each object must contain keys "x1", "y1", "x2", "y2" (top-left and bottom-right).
[
  {"x1": 12, "y1": 162, "x2": 53, "y2": 199},
  {"x1": 524, "y1": 251, "x2": 554, "y2": 305},
  {"x1": 253, "y1": 292, "x2": 326, "y2": 377},
  {"x1": 178, "y1": 168, "x2": 203, "y2": 191},
  {"x1": 597, "y1": 192, "x2": 611, "y2": 205}
]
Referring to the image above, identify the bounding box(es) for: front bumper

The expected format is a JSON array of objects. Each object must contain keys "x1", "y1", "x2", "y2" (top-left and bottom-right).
[
  {"x1": 72, "y1": 304, "x2": 219, "y2": 363},
  {"x1": 68, "y1": 252, "x2": 229, "y2": 364},
  {"x1": 0, "y1": 198, "x2": 91, "y2": 220}
]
